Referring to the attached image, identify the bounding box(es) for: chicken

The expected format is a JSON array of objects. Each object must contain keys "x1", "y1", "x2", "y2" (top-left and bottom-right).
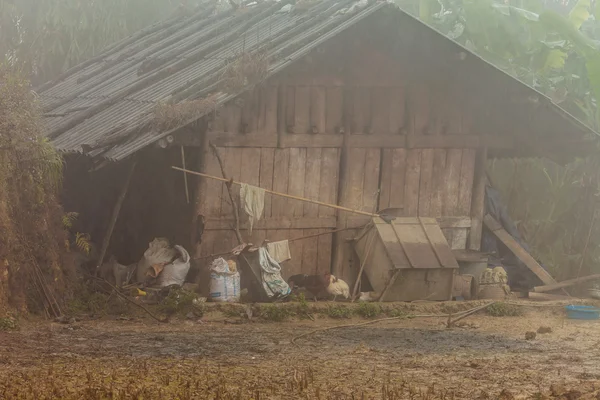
[
  {"x1": 325, "y1": 273, "x2": 350, "y2": 301},
  {"x1": 287, "y1": 274, "x2": 329, "y2": 302}
]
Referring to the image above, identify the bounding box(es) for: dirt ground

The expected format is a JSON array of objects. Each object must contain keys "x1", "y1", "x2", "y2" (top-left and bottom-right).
[{"x1": 1, "y1": 301, "x2": 600, "y2": 399}]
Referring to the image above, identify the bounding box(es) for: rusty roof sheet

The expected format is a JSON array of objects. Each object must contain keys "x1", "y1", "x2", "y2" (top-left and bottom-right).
[
  {"x1": 39, "y1": 0, "x2": 387, "y2": 161},
  {"x1": 39, "y1": 0, "x2": 598, "y2": 162}
]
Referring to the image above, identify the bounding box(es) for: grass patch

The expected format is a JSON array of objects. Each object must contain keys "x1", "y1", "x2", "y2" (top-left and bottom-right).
[
  {"x1": 326, "y1": 305, "x2": 353, "y2": 319},
  {"x1": 486, "y1": 302, "x2": 523, "y2": 317},
  {"x1": 0, "y1": 316, "x2": 18, "y2": 331},
  {"x1": 355, "y1": 302, "x2": 382, "y2": 318},
  {"x1": 259, "y1": 305, "x2": 291, "y2": 322}
]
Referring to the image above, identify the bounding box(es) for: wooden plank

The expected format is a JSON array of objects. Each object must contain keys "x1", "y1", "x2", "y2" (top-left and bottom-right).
[
  {"x1": 452, "y1": 249, "x2": 489, "y2": 263},
  {"x1": 239, "y1": 148, "x2": 261, "y2": 186},
  {"x1": 420, "y1": 219, "x2": 459, "y2": 268},
  {"x1": 301, "y1": 228, "x2": 319, "y2": 274},
  {"x1": 316, "y1": 228, "x2": 333, "y2": 274},
  {"x1": 389, "y1": 149, "x2": 407, "y2": 210},
  {"x1": 288, "y1": 229, "x2": 305, "y2": 276},
  {"x1": 469, "y1": 147, "x2": 488, "y2": 250},
  {"x1": 457, "y1": 148, "x2": 476, "y2": 215},
  {"x1": 280, "y1": 134, "x2": 342, "y2": 148},
  {"x1": 389, "y1": 86, "x2": 405, "y2": 135},
  {"x1": 391, "y1": 221, "x2": 439, "y2": 268},
  {"x1": 345, "y1": 148, "x2": 367, "y2": 212},
  {"x1": 240, "y1": 90, "x2": 256, "y2": 134},
  {"x1": 375, "y1": 223, "x2": 410, "y2": 267},
  {"x1": 259, "y1": 148, "x2": 275, "y2": 218},
  {"x1": 304, "y1": 148, "x2": 323, "y2": 217},
  {"x1": 204, "y1": 217, "x2": 337, "y2": 230},
  {"x1": 325, "y1": 86, "x2": 343, "y2": 134},
  {"x1": 294, "y1": 86, "x2": 311, "y2": 134},
  {"x1": 204, "y1": 150, "x2": 223, "y2": 217},
  {"x1": 271, "y1": 149, "x2": 290, "y2": 217},
  {"x1": 362, "y1": 148, "x2": 381, "y2": 213},
  {"x1": 256, "y1": 86, "x2": 266, "y2": 133},
  {"x1": 265, "y1": 85, "x2": 278, "y2": 135},
  {"x1": 418, "y1": 149, "x2": 434, "y2": 216},
  {"x1": 352, "y1": 87, "x2": 370, "y2": 134},
  {"x1": 225, "y1": 104, "x2": 242, "y2": 134},
  {"x1": 450, "y1": 228, "x2": 468, "y2": 250},
  {"x1": 318, "y1": 148, "x2": 339, "y2": 217},
  {"x1": 404, "y1": 149, "x2": 421, "y2": 216},
  {"x1": 183, "y1": 132, "x2": 511, "y2": 149},
  {"x1": 379, "y1": 149, "x2": 393, "y2": 210},
  {"x1": 370, "y1": 87, "x2": 390, "y2": 134},
  {"x1": 442, "y1": 149, "x2": 462, "y2": 216},
  {"x1": 288, "y1": 148, "x2": 307, "y2": 217},
  {"x1": 437, "y1": 217, "x2": 472, "y2": 229},
  {"x1": 285, "y1": 86, "x2": 295, "y2": 133},
  {"x1": 533, "y1": 273, "x2": 600, "y2": 293},
  {"x1": 484, "y1": 214, "x2": 557, "y2": 285},
  {"x1": 206, "y1": 132, "x2": 277, "y2": 148},
  {"x1": 430, "y1": 149, "x2": 447, "y2": 217},
  {"x1": 310, "y1": 86, "x2": 326, "y2": 134},
  {"x1": 277, "y1": 84, "x2": 287, "y2": 141}
]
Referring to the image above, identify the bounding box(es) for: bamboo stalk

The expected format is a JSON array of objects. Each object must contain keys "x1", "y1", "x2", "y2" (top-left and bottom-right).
[{"x1": 172, "y1": 166, "x2": 378, "y2": 217}]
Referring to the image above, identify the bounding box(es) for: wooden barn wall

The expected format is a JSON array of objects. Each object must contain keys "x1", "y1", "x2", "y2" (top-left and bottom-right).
[{"x1": 195, "y1": 46, "x2": 481, "y2": 282}]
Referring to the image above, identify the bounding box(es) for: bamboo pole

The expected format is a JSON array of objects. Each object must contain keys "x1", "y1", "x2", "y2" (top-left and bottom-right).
[
  {"x1": 533, "y1": 273, "x2": 600, "y2": 293},
  {"x1": 181, "y1": 146, "x2": 190, "y2": 204},
  {"x1": 172, "y1": 166, "x2": 378, "y2": 217}
]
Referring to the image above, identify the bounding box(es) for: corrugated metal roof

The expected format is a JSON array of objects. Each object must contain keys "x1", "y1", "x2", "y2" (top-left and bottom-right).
[
  {"x1": 40, "y1": 0, "x2": 386, "y2": 161},
  {"x1": 39, "y1": 0, "x2": 598, "y2": 162}
]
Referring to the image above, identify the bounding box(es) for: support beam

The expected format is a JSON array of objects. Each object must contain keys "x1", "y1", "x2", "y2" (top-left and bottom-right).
[
  {"x1": 469, "y1": 147, "x2": 487, "y2": 250},
  {"x1": 95, "y1": 158, "x2": 136, "y2": 274}
]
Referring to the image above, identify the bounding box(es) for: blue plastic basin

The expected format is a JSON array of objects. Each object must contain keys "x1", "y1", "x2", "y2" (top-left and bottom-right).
[{"x1": 565, "y1": 305, "x2": 600, "y2": 320}]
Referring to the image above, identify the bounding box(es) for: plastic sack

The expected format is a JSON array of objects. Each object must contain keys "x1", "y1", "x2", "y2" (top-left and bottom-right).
[
  {"x1": 209, "y1": 257, "x2": 240, "y2": 303},
  {"x1": 135, "y1": 238, "x2": 177, "y2": 283},
  {"x1": 158, "y1": 245, "x2": 191, "y2": 287}
]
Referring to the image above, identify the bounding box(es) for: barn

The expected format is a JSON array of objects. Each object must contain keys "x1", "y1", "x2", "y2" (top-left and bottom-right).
[{"x1": 39, "y1": 0, "x2": 596, "y2": 296}]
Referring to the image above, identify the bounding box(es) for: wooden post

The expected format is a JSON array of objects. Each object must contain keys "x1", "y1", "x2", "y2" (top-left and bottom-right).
[
  {"x1": 191, "y1": 130, "x2": 210, "y2": 259},
  {"x1": 469, "y1": 146, "x2": 487, "y2": 250},
  {"x1": 181, "y1": 146, "x2": 190, "y2": 204},
  {"x1": 332, "y1": 129, "x2": 351, "y2": 278},
  {"x1": 95, "y1": 158, "x2": 136, "y2": 275}
]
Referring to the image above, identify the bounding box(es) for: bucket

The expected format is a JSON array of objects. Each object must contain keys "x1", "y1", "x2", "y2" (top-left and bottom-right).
[
  {"x1": 565, "y1": 305, "x2": 600, "y2": 320},
  {"x1": 478, "y1": 285, "x2": 508, "y2": 300}
]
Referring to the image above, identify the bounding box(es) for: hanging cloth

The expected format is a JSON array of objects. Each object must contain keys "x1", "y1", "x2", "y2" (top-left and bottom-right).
[{"x1": 240, "y1": 183, "x2": 265, "y2": 234}]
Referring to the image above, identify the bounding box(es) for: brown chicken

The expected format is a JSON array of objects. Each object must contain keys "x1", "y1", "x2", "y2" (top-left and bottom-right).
[{"x1": 288, "y1": 274, "x2": 329, "y2": 302}]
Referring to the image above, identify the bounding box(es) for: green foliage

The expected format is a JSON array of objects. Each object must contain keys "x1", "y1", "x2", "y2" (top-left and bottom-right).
[
  {"x1": 259, "y1": 305, "x2": 290, "y2": 322},
  {"x1": 159, "y1": 288, "x2": 198, "y2": 315},
  {"x1": 0, "y1": 317, "x2": 18, "y2": 331},
  {"x1": 355, "y1": 302, "x2": 383, "y2": 319},
  {"x1": 0, "y1": 0, "x2": 206, "y2": 84},
  {"x1": 326, "y1": 305, "x2": 353, "y2": 319},
  {"x1": 486, "y1": 302, "x2": 524, "y2": 317}
]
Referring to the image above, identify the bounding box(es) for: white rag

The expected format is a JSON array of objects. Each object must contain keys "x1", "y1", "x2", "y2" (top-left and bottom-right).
[
  {"x1": 240, "y1": 183, "x2": 265, "y2": 234},
  {"x1": 266, "y1": 240, "x2": 291, "y2": 263}
]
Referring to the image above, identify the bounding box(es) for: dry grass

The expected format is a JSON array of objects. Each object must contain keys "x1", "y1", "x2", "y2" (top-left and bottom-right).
[
  {"x1": 152, "y1": 94, "x2": 218, "y2": 131},
  {"x1": 219, "y1": 50, "x2": 269, "y2": 92}
]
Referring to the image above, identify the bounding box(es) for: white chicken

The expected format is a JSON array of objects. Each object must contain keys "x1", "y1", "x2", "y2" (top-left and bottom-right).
[{"x1": 325, "y1": 273, "x2": 350, "y2": 301}]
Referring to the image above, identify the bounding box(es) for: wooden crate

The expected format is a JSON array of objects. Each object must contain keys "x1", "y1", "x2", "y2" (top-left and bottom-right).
[{"x1": 354, "y1": 217, "x2": 458, "y2": 301}]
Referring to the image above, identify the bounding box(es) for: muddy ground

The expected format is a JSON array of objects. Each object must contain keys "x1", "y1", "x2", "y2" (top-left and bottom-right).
[{"x1": 1, "y1": 301, "x2": 600, "y2": 399}]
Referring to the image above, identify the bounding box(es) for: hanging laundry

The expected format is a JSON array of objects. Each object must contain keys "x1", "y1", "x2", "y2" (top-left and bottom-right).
[
  {"x1": 240, "y1": 183, "x2": 265, "y2": 234},
  {"x1": 257, "y1": 247, "x2": 291, "y2": 298},
  {"x1": 266, "y1": 240, "x2": 291, "y2": 263}
]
